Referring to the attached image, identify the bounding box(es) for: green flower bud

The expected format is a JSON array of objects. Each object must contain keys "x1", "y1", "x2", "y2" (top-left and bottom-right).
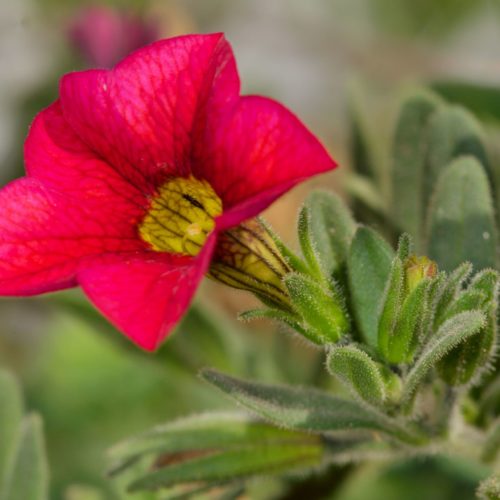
[
  {"x1": 404, "y1": 255, "x2": 437, "y2": 293},
  {"x1": 208, "y1": 219, "x2": 292, "y2": 310}
]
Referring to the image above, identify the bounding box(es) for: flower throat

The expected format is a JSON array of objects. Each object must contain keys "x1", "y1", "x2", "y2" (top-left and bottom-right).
[{"x1": 139, "y1": 176, "x2": 222, "y2": 256}]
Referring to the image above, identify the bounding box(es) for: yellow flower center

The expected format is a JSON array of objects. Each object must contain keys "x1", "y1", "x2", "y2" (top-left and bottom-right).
[{"x1": 139, "y1": 176, "x2": 222, "y2": 256}]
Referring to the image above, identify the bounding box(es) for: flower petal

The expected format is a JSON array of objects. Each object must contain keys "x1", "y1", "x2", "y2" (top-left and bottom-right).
[
  {"x1": 194, "y1": 96, "x2": 336, "y2": 228},
  {"x1": 0, "y1": 178, "x2": 143, "y2": 296},
  {"x1": 77, "y1": 237, "x2": 215, "y2": 351},
  {"x1": 25, "y1": 101, "x2": 147, "y2": 217},
  {"x1": 60, "y1": 33, "x2": 239, "y2": 192}
]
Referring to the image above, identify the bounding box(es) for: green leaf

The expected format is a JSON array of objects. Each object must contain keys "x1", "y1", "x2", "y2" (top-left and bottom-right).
[
  {"x1": 391, "y1": 89, "x2": 441, "y2": 243},
  {"x1": 436, "y1": 289, "x2": 485, "y2": 327},
  {"x1": 344, "y1": 174, "x2": 389, "y2": 218},
  {"x1": 259, "y1": 219, "x2": 308, "y2": 275},
  {"x1": 377, "y1": 257, "x2": 405, "y2": 361},
  {"x1": 396, "y1": 233, "x2": 412, "y2": 262},
  {"x1": 348, "y1": 80, "x2": 382, "y2": 181},
  {"x1": 127, "y1": 444, "x2": 321, "y2": 492},
  {"x1": 284, "y1": 273, "x2": 349, "y2": 344},
  {"x1": 327, "y1": 345, "x2": 386, "y2": 406},
  {"x1": 426, "y1": 156, "x2": 497, "y2": 272},
  {"x1": 0, "y1": 370, "x2": 23, "y2": 488},
  {"x1": 401, "y1": 311, "x2": 485, "y2": 408},
  {"x1": 109, "y1": 412, "x2": 318, "y2": 474},
  {"x1": 1, "y1": 414, "x2": 49, "y2": 500},
  {"x1": 389, "y1": 278, "x2": 429, "y2": 364},
  {"x1": 425, "y1": 106, "x2": 491, "y2": 207},
  {"x1": 303, "y1": 190, "x2": 357, "y2": 278},
  {"x1": 481, "y1": 418, "x2": 500, "y2": 463},
  {"x1": 348, "y1": 227, "x2": 394, "y2": 347},
  {"x1": 238, "y1": 308, "x2": 308, "y2": 338},
  {"x1": 201, "y1": 369, "x2": 425, "y2": 445},
  {"x1": 297, "y1": 205, "x2": 323, "y2": 280},
  {"x1": 431, "y1": 80, "x2": 500, "y2": 123},
  {"x1": 438, "y1": 270, "x2": 498, "y2": 386},
  {"x1": 432, "y1": 262, "x2": 473, "y2": 326}
]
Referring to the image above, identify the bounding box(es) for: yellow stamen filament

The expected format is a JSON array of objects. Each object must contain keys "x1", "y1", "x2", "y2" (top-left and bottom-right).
[{"x1": 139, "y1": 176, "x2": 222, "y2": 256}]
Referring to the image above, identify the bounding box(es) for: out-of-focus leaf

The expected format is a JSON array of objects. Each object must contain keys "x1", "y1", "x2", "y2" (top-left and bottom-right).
[
  {"x1": 127, "y1": 444, "x2": 322, "y2": 492},
  {"x1": 426, "y1": 157, "x2": 497, "y2": 272},
  {"x1": 201, "y1": 369, "x2": 425, "y2": 445},
  {"x1": 371, "y1": 0, "x2": 481, "y2": 40},
  {"x1": 64, "y1": 485, "x2": 107, "y2": 500},
  {"x1": 344, "y1": 174, "x2": 389, "y2": 218},
  {"x1": 348, "y1": 227, "x2": 394, "y2": 347},
  {"x1": 477, "y1": 473, "x2": 500, "y2": 500},
  {"x1": 109, "y1": 412, "x2": 319, "y2": 474},
  {"x1": 401, "y1": 311, "x2": 485, "y2": 408},
  {"x1": 0, "y1": 370, "x2": 23, "y2": 487},
  {"x1": 391, "y1": 89, "x2": 441, "y2": 243},
  {"x1": 425, "y1": 106, "x2": 490, "y2": 207},
  {"x1": 431, "y1": 81, "x2": 500, "y2": 123},
  {"x1": 348, "y1": 80, "x2": 382, "y2": 182},
  {"x1": 327, "y1": 345, "x2": 386, "y2": 406},
  {"x1": 481, "y1": 418, "x2": 500, "y2": 464},
  {"x1": 303, "y1": 190, "x2": 357, "y2": 279},
  {"x1": 1, "y1": 414, "x2": 49, "y2": 500}
]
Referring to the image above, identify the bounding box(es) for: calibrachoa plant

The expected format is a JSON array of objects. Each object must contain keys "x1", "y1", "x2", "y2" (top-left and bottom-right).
[
  {"x1": 0, "y1": 33, "x2": 498, "y2": 500},
  {"x1": 0, "y1": 33, "x2": 335, "y2": 350}
]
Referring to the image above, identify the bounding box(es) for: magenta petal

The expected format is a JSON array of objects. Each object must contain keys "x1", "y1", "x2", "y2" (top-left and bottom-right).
[
  {"x1": 195, "y1": 95, "x2": 336, "y2": 226},
  {"x1": 60, "y1": 33, "x2": 240, "y2": 192},
  {"x1": 0, "y1": 178, "x2": 143, "y2": 295},
  {"x1": 25, "y1": 101, "x2": 147, "y2": 219},
  {"x1": 77, "y1": 236, "x2": 216, "y2": 351}
]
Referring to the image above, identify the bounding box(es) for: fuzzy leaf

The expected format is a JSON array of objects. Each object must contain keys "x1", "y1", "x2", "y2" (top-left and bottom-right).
[
  {"x1": 438, "y1": 270, "x2": 498, "y2": 386},
  {"x1": 425, "y1": 106, "x2": 490, "y2": 207},
  {"x1": 284, "y1": 273, "x2": 348, "y2": 344},
  {"x1": 109, "y1": 412, "x2": 318, "y2": 474},
  {"x1": 202, "y1": 369, "x2": 425, "y2": 445},
  {"x1": 0, "y1": 371, "x2": 23, "y2": 488},
  {"x1": 377, "y1": 257, "x2": 405, "y2": 361},
  {"x1": 402, "y1": 311, "x2": 485, "y2": 407},
  {"x1": 303, "y1": 190, "x2": 357, "y2": 278},
  {"x1": 297, "y1": 205, "x2": 323, "y2": 279},
  {"x1": 1, "y1": 414, "x2": 49, "y2": 500},
  {"x1": 389, "y1": 278, "x2": 429, "y2": 364},
  {"x1": 238, "y1": 308, "x2": 308, "y2": 337},
  {"x1": 433, "y1": 262, "x2": 473, "y2": 326},
  {"x1": 259, "y1": 219, "x2": 308, "y2": 275},
  {"x1": 391, "y1": 89, "x2": 441, "y2": 242},
  {"x1": 348, "y1": 227, "x2": 394, "y2": 347},
  {"x1": 127, "y1": 444, "x2": 321, "y2": 492},
  {"x1": 426, "y1": 156, "x2": 497, "y2": 272},
  {"x1": 327, "y1": 345, "x2": 386, "y2": 406}
]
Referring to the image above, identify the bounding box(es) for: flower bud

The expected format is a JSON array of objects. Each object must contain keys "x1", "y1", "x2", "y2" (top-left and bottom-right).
[
  {"x1": 404, "y1": 255, "x2": 437, "y2": 293},
  {"x1": 208, "y1": 219, "x2": 292, "y2": 309}
]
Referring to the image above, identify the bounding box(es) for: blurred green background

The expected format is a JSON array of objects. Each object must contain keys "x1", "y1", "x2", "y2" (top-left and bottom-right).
[{"x1": 0, "y1": 0, "x2": 499, "y2": 498}]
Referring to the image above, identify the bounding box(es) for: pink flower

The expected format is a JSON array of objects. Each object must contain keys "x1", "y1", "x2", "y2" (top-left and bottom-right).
[
  {"x1": 68, "y1": 6, "x2": 158, "y2": 68},
  {"x1": 0, "y1": 34, "x2": 336, "y2": 351}
]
